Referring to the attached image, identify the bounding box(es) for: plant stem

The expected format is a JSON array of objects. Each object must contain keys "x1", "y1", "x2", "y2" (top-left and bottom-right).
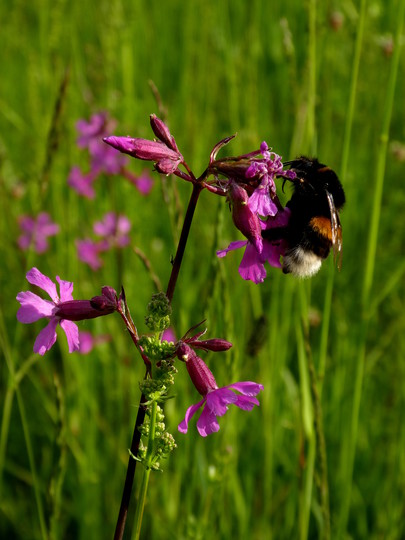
[
  {"x1": 131, "y1": 401, "x2": 158, "y2": 540},
  {"x1": 114, "y1": 180, "x2": 204, "y2": 539},
  {"x1": 166, "y1": 182, "x2": 203, "y2": 303},
  {"x1": 113, "y1": 393, "x2": 147, "y2": 540}
]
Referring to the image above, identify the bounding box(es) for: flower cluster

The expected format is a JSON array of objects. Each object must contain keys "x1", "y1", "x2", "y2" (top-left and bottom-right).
[
  {"x1": 68, "y1": 112, "x2": 153, "y2": 198},
  {"x1": 76, "y1": 212, "x2": 131, "y2": 270},
  {"x1": 104, "y1": 115, "x2": 296, "y2": 284},
  {"x1": 209, "y1": 141, "x2": 295, "y2": 283},
  {"x1": 15, "y1": 114, "x2": 297, "y2": 446},
  {"x1": 17, "y1": 212, "x2": 60, "y2": 254}
]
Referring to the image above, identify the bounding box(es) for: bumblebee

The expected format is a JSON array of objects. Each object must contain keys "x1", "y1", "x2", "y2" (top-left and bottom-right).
[{"x1": 262, "y1": 156, "x2": 345, "y2": 277}]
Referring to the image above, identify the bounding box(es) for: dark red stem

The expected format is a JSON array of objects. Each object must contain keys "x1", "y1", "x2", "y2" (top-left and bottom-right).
[
  {"x1": 113, "y1": 176, "x2": 204, "y2": 540},
  {"x1": 113, "y1": 393, "x2": 147, "y2": 540},
  {"x1": 166, "y1": 182, "x2": 203, "y2": 303}
]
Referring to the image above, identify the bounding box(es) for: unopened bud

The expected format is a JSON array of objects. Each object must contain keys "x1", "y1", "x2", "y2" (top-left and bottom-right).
[
  {"x1": 55, "y1": 300, "x2": 115, "y2": 321},
  {"x1": 191, "y1": 338, "x2": 233, "y2": 352},
  {"x1": 150, "y1": 114, "x2": 180, "y2": 152}
]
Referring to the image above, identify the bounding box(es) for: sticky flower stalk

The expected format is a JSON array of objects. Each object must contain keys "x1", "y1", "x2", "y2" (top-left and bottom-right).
[
  {"x1": 115, "y1": 172, "x2": 204, "y2": 539},
  {"x1": 131, "y1": 400, "x2": 157, "y2": 540},
  {"x1": 113, "y1": 392, "x2": 148, "y2": 540}
]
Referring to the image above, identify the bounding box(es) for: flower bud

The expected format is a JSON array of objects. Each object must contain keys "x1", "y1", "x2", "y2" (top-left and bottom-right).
[
  {"x1": 190, "y1": 338, "x2": 233, "y2": 352},
  {"x1": 103, "y1": 136, "x2": 180, "y2": 162},
  {"x1": 175, "y1": 342, "x2": 217, "y2": 395},
  {"x1": 90, "y1": 286, "x2": 118, "y2": 312},
  {"x1": 229, "y1": 182, "x2": 263, "y2": 253},
  {"x1": 150, "y1": 114, "x2": 179, "y2": 152},
  {"x1": 55, "y1": 300, "x2": 115, "y2": 321}
]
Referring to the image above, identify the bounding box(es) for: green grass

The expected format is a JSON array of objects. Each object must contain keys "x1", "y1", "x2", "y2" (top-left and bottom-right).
[{"x1": 1, "y1": 0, "x2": 405, "y2": 538}]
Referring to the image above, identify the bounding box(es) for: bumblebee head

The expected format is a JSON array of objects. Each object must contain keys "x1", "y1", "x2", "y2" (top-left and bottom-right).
[{"x1": 284, "y1": 156, "x2": 346, "y2": 209}]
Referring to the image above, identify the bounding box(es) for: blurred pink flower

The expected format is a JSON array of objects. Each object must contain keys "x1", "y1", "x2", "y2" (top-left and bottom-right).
[
  {"x1": 123, "y1": 169, "x2": 154, "y2": 195},
  {"x1": 71, "y1": 112, "x2": 153, "y2": 197},
  {"x1": 76, "y1": 213, "x2": 131, "y2": 270},
  {"x1": 18, "y1": 212, "x2": 60, "y2": 254},
  {"x1": 93, "y1": 212, "x2": 131, "y2": 248},
  {"x1": 162, "y1": 327, "x2": 176, "y2": 343},
  {"x1": 76, "y1": 239, "x2": 107, "y2": 270},
  {"x1": 68, "y1": 166, "x2": 97, "y2": 198},
  {"x1": 77, "y1": 331, "x2": 110, "y2": 354},
  {"x1": 76, "y1": 112, "x2": 115, "y2": 149}
]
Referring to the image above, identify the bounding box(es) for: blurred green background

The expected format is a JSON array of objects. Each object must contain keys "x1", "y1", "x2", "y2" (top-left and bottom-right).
[{"x1": 1, "y1": 0, "x2": 405, "y2": 538}]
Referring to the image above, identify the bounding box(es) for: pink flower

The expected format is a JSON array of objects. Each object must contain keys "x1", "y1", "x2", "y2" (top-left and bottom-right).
[
  {"x1": 17, "y1": 212, "x2": 59, "y2": 254},
  {"x1": 123, "y1": 169, "x2": 154, "y2": 195},
  {"x1": 246, "y1": 142, "x2": 295, "y2": 217},
  {"x1": 76, "y1": 214, "x2": 131, "y2": 270},
  {"x1": 16, "y1": 268, "x2": 81, "y2": 355},
  {"x1": 16, "y1": 268, "x2": 117, "y2": 355},
  {"x1": 76, "y1": 112, "x2": 113, "y2": 149},
  {"x1": 72, "y1": 113, "x2": 128, "y2": 195},
  {"x1": 176, "y1": 342, "x2": 263, "y2": 436},
  {"x1": 217, "y1": 207, "x2": 291, "y2": 284},
  {"x1": 162, "y1": 328, "x2": 176, "y2": 343},
  {"x1": 76, "y1": 239, "x2": 107, "y2": 270},
  {"x1": 93, "y1": 212, "x2": 131, "y2": 248},
  {"x1": 90, "y1": 142, "x2": 128, "y2": 175},
  {"x1": 68, "y1": 166, "x2": 97, "y2": 198},
  {"x1": 77, "y1": 331, "x2": 110, "y2": 354}
]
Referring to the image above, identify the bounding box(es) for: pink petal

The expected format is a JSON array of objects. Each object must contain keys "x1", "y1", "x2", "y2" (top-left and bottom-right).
[
  {"x1": 26, "y1": 268, "x2": 59, "y2": 303},
  {"x1": 56, "y1": 276, "x2": 74, "y2": 302},
  {"x1": 135, "y1": 173, "x2": 154, "y2": 195},
  {"x1": 17, "y1": 235, "x2": 31, "y2": 250},
  {"x1": 18, "y1": 215, "x2": 35, "y2": 232},
  {"x1": 178, "y1": 400, "x2": 204, "y2": 433},
  {"x1": 234, "y1": 395, "x2": 260, "y2": 411},
  {"x1": 262, "y1": 240, "x2": 284, "y2": 268},
  {"x1": 60, "y1": 320, "x2": 80, "y2": 353},
  {"x1": 16, "y1": 291, "x2": 55, "y2": 322},
  {"x1": 34, "y1": 237, "x2": 49, "y2": 254},
  {"x1": 238, "y1": 244, "x2": 267, "y2": 283},
  {"x1": 94, "y1": 213, "x2": 115, "y2": 236},
  {"x1": 217, "y1": 240, "x2": 247, "y2": 258},
  {"x1": 117, "y1": 215, "x2": 131, "y2": 235},
  {"x1": 206, "y1": 388, "x2": 237, "y2": 417},
  {"x1": 33, "y1": 318, "x2": 58, "y2": 355},
  {"x1": 248, "y1": 188, "x2": 278, "y2": 216},
  {"x1": 77, "y1": 239, "x2": 105, "y2": 270},
  {"x1": 227, "y1": 381, "x2": 264, "y2": 396},
  {"x1": 77, "y1": 331, "x2": 94, "y2": 354},
  {"x1": 196, "y1": 405, "x2": 220, "y2": 436}
]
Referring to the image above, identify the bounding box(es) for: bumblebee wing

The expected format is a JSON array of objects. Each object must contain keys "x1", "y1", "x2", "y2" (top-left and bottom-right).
[{"x1": 326, "y1": 190, "x2": 343, "y2": 270}]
